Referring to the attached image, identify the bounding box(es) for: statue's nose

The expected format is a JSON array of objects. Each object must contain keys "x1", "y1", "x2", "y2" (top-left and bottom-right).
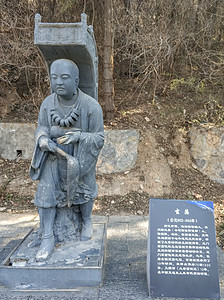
[{"x1": 56, "y1": 77, "x2": 63, "y2": 85}]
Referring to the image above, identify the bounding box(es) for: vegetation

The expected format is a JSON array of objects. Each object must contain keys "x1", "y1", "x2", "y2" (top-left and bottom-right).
[
  {"x1": 1, "y1": 0, "x2": 224, "y2": 246},
  {"x1": 1, "y1": 0, "x2": 224, "y2": 123}
]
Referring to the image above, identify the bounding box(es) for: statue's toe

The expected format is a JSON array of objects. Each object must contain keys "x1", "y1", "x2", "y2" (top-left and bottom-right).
[{"x1": 36, "y1": 249, "x2": 50, "y2": 262}]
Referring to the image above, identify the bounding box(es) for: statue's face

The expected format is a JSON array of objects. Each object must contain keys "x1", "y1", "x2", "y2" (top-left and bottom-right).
[{"x1": 50, "y1": 60, "x2": 79, "y2": 100}]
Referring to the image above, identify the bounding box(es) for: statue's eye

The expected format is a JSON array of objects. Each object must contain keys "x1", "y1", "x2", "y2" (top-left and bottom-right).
[
  {"x1": 51, "y1": 75, "x2": 57, "y2": 80},
  {"x1": 62, "y1": 75, "x2": 70, "y2": 79}
]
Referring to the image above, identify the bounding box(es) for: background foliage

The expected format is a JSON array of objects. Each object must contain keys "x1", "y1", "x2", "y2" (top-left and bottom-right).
[{"x1": 0, "y1": 0, "x2": 224, "y2": 122}]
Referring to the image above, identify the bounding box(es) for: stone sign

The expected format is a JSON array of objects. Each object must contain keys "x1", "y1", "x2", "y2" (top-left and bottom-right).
[{"x1": 147, "y1": 199, "x2": 220, "y2": 299}]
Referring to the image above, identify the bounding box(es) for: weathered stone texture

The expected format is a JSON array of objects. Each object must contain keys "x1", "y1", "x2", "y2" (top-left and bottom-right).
[
  {"x1": 96, "y1": 130, "x2": 139, "y2": 174},
  {"x1": 0, "y1": 123, "x2": 36, "y2": 160},
  {"x1": 0, "y1": 123, "x2": 139, "y2": 174},
  {"x1": 189, "y1": 126, "x2": 224, "y2": 184},
  {"x1": 97, "y1": 129, "x2": 173, "y2": 197}
]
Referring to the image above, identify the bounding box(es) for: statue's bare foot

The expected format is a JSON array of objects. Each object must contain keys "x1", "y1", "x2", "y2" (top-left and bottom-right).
[
  {"x1": 36, "y1": 235, "x2": 54, "y2": 262},
  {"x1": 80, "y1": 219, "x2": 93, "y2": 241}
]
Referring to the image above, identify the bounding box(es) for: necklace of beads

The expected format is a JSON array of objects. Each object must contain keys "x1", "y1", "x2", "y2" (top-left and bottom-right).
[{"x1": 50, "y1": 93, "x2": 80, "y2": 127}]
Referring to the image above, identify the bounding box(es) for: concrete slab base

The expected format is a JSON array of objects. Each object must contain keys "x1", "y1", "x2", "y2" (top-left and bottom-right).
[{"x1": 0, "y1": 223, "x2": 106, "y2": 290}]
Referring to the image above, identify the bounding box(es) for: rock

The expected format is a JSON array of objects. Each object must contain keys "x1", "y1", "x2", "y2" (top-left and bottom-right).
[
  {"x1": 0, "y1": 124, "x2": 140, "y2": 175},
  {"x1": 98, "y1": 129, "x2": 173, "y2": 197},
  {"x1": 0, "y1": 123, "x2": 36, "y2": 160},
  {"x1": 96, "y1": 129, "x2": 140, "y2": 174},
  {"x1": 189, "y1": 125, "x2": 224, "y2": 184}
]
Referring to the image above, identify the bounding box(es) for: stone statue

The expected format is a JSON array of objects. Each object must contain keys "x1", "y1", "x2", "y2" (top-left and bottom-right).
[{"x1": 29, "y1": 58, "x2": 104, "y2": 262}]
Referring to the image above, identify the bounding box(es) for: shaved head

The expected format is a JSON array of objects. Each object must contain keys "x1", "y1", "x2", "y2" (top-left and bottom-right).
[
  {"x1": 50, "y1": 59, "x2": 79, "y2": 78},
  {"x1": 50, "y1": 59, "x2": 80, "y2": 100}
]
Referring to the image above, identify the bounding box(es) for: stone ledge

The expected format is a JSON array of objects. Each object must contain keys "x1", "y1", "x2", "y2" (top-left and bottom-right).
[{"x1": 0, "y1": 123, "x2": 139, "y2": 174}]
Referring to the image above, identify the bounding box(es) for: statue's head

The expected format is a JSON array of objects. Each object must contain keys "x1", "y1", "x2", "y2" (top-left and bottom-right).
[{"x1": 50, "y1": 59, "x2": 79, "y2": 100}]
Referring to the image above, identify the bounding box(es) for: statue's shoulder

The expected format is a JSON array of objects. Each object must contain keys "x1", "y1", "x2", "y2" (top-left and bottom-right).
[
  {"x1": 40, "y1": 94, "x2": 55, "y2": 109},
  {"x1": 79, "y1": 89, "x2": 101, "y2": 111}
]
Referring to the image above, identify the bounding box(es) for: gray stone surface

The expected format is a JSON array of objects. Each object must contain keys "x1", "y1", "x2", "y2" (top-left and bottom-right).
[
  {"x1": 10, "y1": 224, "x2": 105, "y2": 268},
  {"x1": 0, "y1": 123, "x2": 36, "y2": 160},
  {"x1": 0, "y1": 213, "x2": 38, "y2": 264},
  {"x1": 148, "y1": 199, "x2": 220, "y2": 299},
  {"x1": 34, "y1": 13, "x2": 98, "y2": 101},
  {"x1": 0, "y1": 124, "x2": 139, "y2": 175},
  {"x1": 189, "y1": 125, "x2": 224, "y2": 184},
  {"x1": 1, "y1": 224, "x2": 106, "y2": 289},
  {"x1": 0, "y1": 212, "x2": 223, "y2": 299},
  {"x1": 96, "y1": 129, "x2": 139, "y2": 174}
]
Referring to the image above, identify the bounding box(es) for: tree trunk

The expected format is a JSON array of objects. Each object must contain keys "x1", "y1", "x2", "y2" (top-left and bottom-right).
[{"x1": 103, "y1": 0, "x2": 115, "y2": 120}]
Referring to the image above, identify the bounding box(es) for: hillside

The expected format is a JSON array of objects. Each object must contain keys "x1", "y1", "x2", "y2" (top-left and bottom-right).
[
  {"x1": 0, "y1": 79, "x2": 224, "y2": 249},
  {"x1": 0, "y1": 0, "x2": 224, "y2": 248}
]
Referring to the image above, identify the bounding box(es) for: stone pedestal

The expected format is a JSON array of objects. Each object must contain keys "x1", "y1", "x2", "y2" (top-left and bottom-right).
[{"x1": 0, "y1": 223, "x2": 106, "y2": 290}]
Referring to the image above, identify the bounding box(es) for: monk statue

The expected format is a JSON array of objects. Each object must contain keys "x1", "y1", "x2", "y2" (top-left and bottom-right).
[{"x1": 29, "y1": 59, "x2": 104, "y2": 262}]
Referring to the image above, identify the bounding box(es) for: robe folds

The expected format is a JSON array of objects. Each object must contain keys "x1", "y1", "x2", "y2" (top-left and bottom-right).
[{"x1": 30, "y1": 89, "x2": 104, "y2": 208}]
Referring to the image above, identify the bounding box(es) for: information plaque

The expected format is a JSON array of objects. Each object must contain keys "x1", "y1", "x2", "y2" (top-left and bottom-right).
[{"x1": 147, "y1": 199, "x2": 220, "y2": 299}]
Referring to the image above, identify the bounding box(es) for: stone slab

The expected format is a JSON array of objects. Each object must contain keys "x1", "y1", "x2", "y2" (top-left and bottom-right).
[
  {"x1": 147, "y1": 199, "x2": 220, "y2": 299},
  {"x1": 0, "y1": 223, "x2": 106, "y2": 290},
  {"x1": 34, "y1": 13, "x2": 98, "y2": 101}
]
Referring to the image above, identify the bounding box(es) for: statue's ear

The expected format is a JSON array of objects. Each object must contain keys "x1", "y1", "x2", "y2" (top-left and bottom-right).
[
  {"x1": 51, "y1": 82, "x2": 55, "y2": 93},
  {"x1": 75, "y1": 76, "x2": 79, "y2": 87}
]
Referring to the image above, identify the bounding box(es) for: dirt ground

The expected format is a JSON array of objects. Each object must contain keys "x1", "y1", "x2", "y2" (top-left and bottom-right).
[{"x1": 0, "y1": 79, "x2": 224, "y2": 249}]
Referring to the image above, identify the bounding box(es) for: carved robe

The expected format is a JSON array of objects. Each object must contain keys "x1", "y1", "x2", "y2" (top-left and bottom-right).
[{"x1": 30, "y1": 89, "x2": 104, "y2": 208}]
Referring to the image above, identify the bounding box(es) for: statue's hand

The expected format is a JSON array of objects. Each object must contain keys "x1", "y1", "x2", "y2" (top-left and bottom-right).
[
  {"x1": 39, "y1": 136, "x2": 56, "y2": 153},
  {"x1": 57, "y1": 131, "x2": 81, "y2": 145}
]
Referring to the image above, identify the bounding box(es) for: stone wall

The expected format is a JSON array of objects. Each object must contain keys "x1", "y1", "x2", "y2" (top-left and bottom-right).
[
  {"x1": 0, "y1": 123, "x2": 36, "y2": 160},
  {"x1": 0, "y1": 123, "x2": 139, "y2": 175},
  {"x1": 0, "y1": 123, "x2": 173, "y2": 197},
  {"x1": 1, "y1": 123, "x2": 224, "y2": 199}
]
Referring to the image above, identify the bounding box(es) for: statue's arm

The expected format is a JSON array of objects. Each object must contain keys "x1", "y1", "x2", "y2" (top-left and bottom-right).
[
  {"x1": 30, "y1": 101, "x2": 55, "y2": 180},
  {"x1": 58, "y1": 102, "x2": 104, "y2": 148},
  {"x1": 77, "y1": 103, "x2": 104, "y2": 177},
  {"x1": 80, "y1": 102, "x2": 104, "y2": 145},
  {"x1": 35, "y1": 102, "x2": 56, "y2": 153}
]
